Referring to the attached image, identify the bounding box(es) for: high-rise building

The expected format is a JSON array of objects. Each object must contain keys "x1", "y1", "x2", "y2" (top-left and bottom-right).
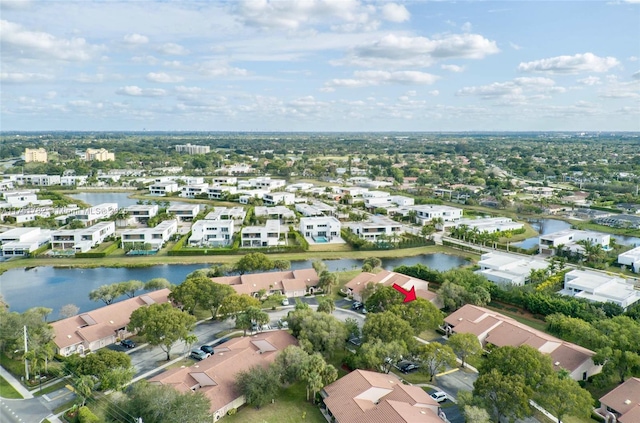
[
  {"x1": 175, "y1": 143, "x2": 210, "y2": 154},
  {"x1": 24, "y1": 148, "x2": 48, "y2": 163},
  {"x1": 85, "y1": 148, "x2": 115, "y2": 161}
]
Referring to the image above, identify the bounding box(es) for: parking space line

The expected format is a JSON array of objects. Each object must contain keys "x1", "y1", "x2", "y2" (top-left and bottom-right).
[{"x1": 436, "y1": 368, "x2": 459, "y2": 377}]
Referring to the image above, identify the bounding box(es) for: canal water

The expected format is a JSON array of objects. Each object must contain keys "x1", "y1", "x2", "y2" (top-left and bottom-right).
[
  {"x1": 0, "y1": 254, "x2": 468, "y2": 318},
  {"x1": 68, "y1": 192, "x2": 189, "y2": 208}
]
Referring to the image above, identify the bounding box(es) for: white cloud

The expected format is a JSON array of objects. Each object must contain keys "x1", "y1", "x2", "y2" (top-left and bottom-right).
[
  {"x1": 632, "y1": 71, "x2": 640, "y2": 80},
  {"x1": 629, "y1": 56, "x2": 639, "y2": 62},
  {"x1": 146, "y1": 72, "x2": 184, "y2": 83},
  {"x1": 339, "y1": 33, "x2": 500, "y2": 68},
  {"x1": 74, "y1": 73, "x2": 106, "y2": 83},
  {"x1": 509, "y1": 42, "x2": 522, "y2": 50},
  {"x1": 157, "y1": 42, "x2": 189, "y2": 55},
  {"x1": 0, "y1": 19, "x2": 101, "y2": 61},
  {"x1": 457, "y1": 77, "x2": 565, "y2": 102},
  {"x1": 461, "y1": 22, "x2": 472, "y2": 32},
  {"x1": 518, "y1": 53, "x2": 620, "y2": 74},
  {"x1": 381, "y1": 3, "x2": 410, "y2": 23},
  {"x1": 116, "y1": 85, "x2": 167, "y2": 97},
  {"x1": 326, "y1": 70, "x2": 439, "y2": 88},
  {"x1": 441, "y1": 64, "x2": 465, "y2": 73},
  {"x1": 598, "y1": 78, "x2": 640, "y2": 98},
  {"x1": 429, "y1": 90, "x2": 440, "y2": 96},
  {"x1": 123, "y1": 33, "x2": 149, "y2": 44},
  {"x1": 197, "y1": 61, "x2": 249, "y2": 78},
  {"x1": 577, "y1": 76, "x2": 601, "y2": 86},
  {"x1": 0, "y1": 72, "x2": 53, "y2": 82}
]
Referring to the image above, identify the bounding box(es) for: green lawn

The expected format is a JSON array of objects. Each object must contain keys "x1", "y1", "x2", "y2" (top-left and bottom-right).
[
  {"x1": 33, "y1": 380, "x2": 68, "y2": 397},
  {"x1": 485, "y1": 304, "x2": 549, "y2": 333},
  {"x1": 223, "y1": 382, "x2": 326, "y2": 423},
  {"x1": 0, "y1": 375, "x2": 22, "y2": 399}
]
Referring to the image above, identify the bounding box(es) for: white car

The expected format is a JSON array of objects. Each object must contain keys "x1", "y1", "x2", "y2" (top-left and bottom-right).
[
  {"x1": 430, "y1": 391, "x2": 448, "y2": 403},
  {"x1": 281, "y1": 298, "x2": 290, "y2": 306}
]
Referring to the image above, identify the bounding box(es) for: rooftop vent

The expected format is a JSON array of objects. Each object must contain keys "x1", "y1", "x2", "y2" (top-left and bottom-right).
[
  {"x1": 625, "y1": 399, "x2": 631, "y2": 405},
  {"x1": 554, "y1": 362, "x2": 560, "y2": 366},
  {"x1": 109, "y1": 320, "x2": 114, "y2": 324}
]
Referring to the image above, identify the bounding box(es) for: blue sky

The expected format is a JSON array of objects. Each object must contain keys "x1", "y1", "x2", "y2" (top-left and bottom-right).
[{"x1": 1, "y1": 0, "x2": 639, "y2": 131}]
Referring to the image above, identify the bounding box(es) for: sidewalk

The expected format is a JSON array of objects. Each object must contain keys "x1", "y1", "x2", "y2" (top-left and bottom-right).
[{"x1": 0, "y1": 365, "x2": 33, "y2": 399}]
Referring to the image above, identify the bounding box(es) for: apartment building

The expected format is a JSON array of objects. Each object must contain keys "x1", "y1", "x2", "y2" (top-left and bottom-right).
[
  {"x1": 344, "y1": 215, "x2": 403, "y2": 242},
  {"x1": 189, "y1": 219, "x2": 234, "y2": 247},
  {"x1": 51, "y1": 221, "x2": 115, "y2": 252},
  {"x1": 559, "y1": 269, "x2": 640, "y2": 310},
  {"x1": 125, "y1": 204, "x2": 159, "y2": 223},
  {"x1": 299, "y1": 216, "x2": 341, "y2": 242},
  {"x1": 180, "y1": 183, "x2": 209, "y2": 198},
  {"x1": 263, "y1": 192, "x2": 295, "y2": 206},
  {"x1": 254, "y1": 206, "x2": 296, "y2": 222},
  {"x1": 241, "y1": 177, "x2": 286, "y2": 190},
  {"x1": 24, "y1": 148, "x2": 48, "y2": 163},
  {"x1": 60, "y1": 175, "x2": 89, "y2": 186},
  {"x1": 211, "y1": 176, "x2": 237, "y2": 185},
  {"x1": 71, "y1": 203, "x2": 118, "y2": 225},
  {"x1": 85, "y1": 148, "x2": 115, "y2": 161},
  {"x1": 16, "y1": 174, "x2": 61, "y2": 186},
  {"x1": 207, "y1": 185, "x2": 237, "y2": 200},
  {"x1": 175, "y1": 143, "x2": 210, "y2": 154},
  {"x1": 241, "y1": 219, "x2": 281, "y2": 248},
  {"x1": 539, "y1": 229, "x2": 610, "y2": 255},
  {"x1": 406, "y1": 205, "x2": 463, "y2": 225},
  {"x1": 167, "y1": 204, "x2": 201, "y2": 222},
  {"x1": 121, "y1": 220, "x2": 178, "y2": 251},
  {"x1": 0, "y1": 227, "x2": 52, "y2": 257},
  {"x1": 618, "y1": 246, "x2": 640, "y2": 273},
  {"x1": 203, "y1": 207, "x2": 246, "y2": 222},
  {"x1": 149, "y1": 181, "x2": 179, "y2": 196}
]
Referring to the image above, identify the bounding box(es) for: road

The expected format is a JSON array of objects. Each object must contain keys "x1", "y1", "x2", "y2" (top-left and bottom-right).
[{"x1": 0, "y1": 397, "x2": 52, "y2": 423}]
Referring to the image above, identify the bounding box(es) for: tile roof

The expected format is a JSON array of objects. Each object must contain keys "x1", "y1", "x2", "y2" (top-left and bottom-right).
[
  {"x1": 600, "y1": 378, "x2": 640, "y2": 421},
  {"x1": 51, "y1": 289, "x2": 171, "y2": 350},
  {"x1": 323, "y1": 369, "x2": 442, "y2": 423},
  {"x1": 345, "y1": 270, "x2": 436, "y2": 304},
  {"x1": 212, "y1": 269, "x2": 318, "y2": 296},
  {"x1": 149, "y1": 331, "x2": 297, "y2": 413}
]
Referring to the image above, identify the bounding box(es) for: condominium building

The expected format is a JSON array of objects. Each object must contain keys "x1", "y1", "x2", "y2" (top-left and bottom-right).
[
  {"x1": 167, "y1": 204, "x2": 201, "y2": 222},
  {"x1": 51, "y1": 221, "x2": 115, "y2": 252},
  {"x1": 539, "y1": 229, "x2": 610, "y2": 255},
  {"x1": 299, "y1": 216, "x2": 341, "y2": 242},
  {"x1": 254, "y1": 206, "x2": 296, "y2": 222},
  {"x1": 241, "y1": 219, "x2": 281, "y2": 248},
  {"x1": 618, "y1": 246, "x2": 640, "y2": 273},
  {"x1": 189, "y1": 220, "x2": 234, "y2": 247},
  {"x1": 203, "y1": 207, "x2": 246, "y2": 222},
  {"x1": 559, "y1": 269, "x2": 640, "y2": 309},
  {"x1": 125, "y1": 204, "x2": 159, "y2": 223},
  {"x1": 175, "y1": 143, "x2": 210, "y2": 154},
  {"x1": 0, "y1": 227, "x2": 52, "y2": 257},
  {"x1": 180, "y1": 183, "x2": 209, "y2": 198},
  {"x1": 207, "y1": 185, "x2": 237, "y2": 200},
  {"x1": 401, "y1": 205, "x2": 463, "y2": 225},
  {"x1": 120, "y1": 220, "x2": 178, "y2": 251},
  {"x1": 85, "y1": 148, "x2": 115, "y2": 161},
  {"x1": 24, "y1": 148, "x2": 48, "y2": 163},
  {"x1": 263, "y1": 192, "x2": 295, "y2": 206},
  {"x1": 70, "y1": 203, "x2": 118, "y2": 225},
  {"x1": 344, "y1": 215, "x2": 403, "y2": 242},
  {"x1": 149, "y1": 181, "x2": 179, "y2": 196}
]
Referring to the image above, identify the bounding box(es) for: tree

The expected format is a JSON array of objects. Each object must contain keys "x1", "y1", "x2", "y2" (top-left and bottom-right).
[
  {"x1": 298, "y1": 312, "x2": 347, "y2": 358},
  {"x1": 235, "y1": 252, "x2": 273, "y2": 274},
  {"x1": 362, "y1": 311, "x2": 415, "y2": 350},
  {"x1": 311, "y1": 260, "x2": 327, "y2": 275},
  {"x1": 535, "y1": 375, "x2": 594, "y2": 423},
  {"x1": 301, "y1": 353, "x2": 337, "y2": 402},
  {"x1": 127, "y1": 303, "x2": 197, "y2": 361},
  {"x1": 359, "y1": 339, "x2": 407, "y2": 374},
  {"x1": 480, "y1": 345, "x2": 554, "y2": 390},
  {"x1": 593, "y1": 347, "x2": 640, "y2": 384},
  {"x1": 365, "y1": 285, "x2": 404, "y2": 313},
  {"x1": 59, "y1": 304, "x2": 80, "y2": 319},
  {"x1": 236, "y1": 365, "x2": 281, "y2": 408},
  {"x1": 344, "y1": 317, "x2": 360, "y2": 340},
  {"x1": 463, "y1": 406, "x2": 491, "y2": 423},
  {"x1": 219, "y1": 294, "x2": 261, "y2": 317},
  {"x1": 448, "y1": 333, "x2": 482, "y2": 368},
  {"x1": 72, "y1": 375, "x2": 96, "y2": 407},
  {"x1": 273, "y1": 259, "x2": 291, "y2": 270},
  {"x1": 416, "y1": 342, "x2": 457, "y2": 381},
  {"x1": 88, "y1": 284, "x2": 123, "y2": 305},
  {"x1": 199, "y1": 279, "x2": 235, "y2": 319},
  {"x1": 388, "y1": 298, "x2": 443, "y2": 334},
  {"x1": 317, "y1": 296, "x2": 336, "y2": 314},
  {"x1": 318, "y1": 271, "x2": 338, "y2": 295},
  {"x1": 100, "y1": 366, "x2": 136, "y2": 392},
  {"x1": 65, "y1": 349, "x2": 132, "y2": 386},
  {"x1": 362, "y1": 257, "x2": 382, "y2": 270},
  {"x1": 118, "y1": 280, "x2": 145, "y2": 298},
  {"x1": 145, "y1": 277, "x2": 171, "y2": 291},
  {"x1": 473, "y1": 369, "x2": 532, "y2": 422},
  {"x1": 273, "y1": 345, "x2": 309, "y2": 384}
]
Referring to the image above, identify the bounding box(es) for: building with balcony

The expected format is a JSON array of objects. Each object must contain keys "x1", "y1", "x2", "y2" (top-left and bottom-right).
[
  {"x1": 559, "y1": 269, "x2": 640, "y2": 310},
  {"x1": 125, "y1": 204, "x2": 158, "y2": 223},
  {"x1": 15, "y1": 174, "x2": 61, "y2": 186},
  {"x1": 401, "y1": 205, "x2": 463, "y2": 225},
  {"x1": 344, "y1": 215, "x2": 403, "y2": 242},
  {"x1": 180, "y1": 183, "x2": 209, "y2": 198},
  {"x1": 263, "y1": 192, "x2": 295, "y2": 206},
  {"x1": 299, "y1": 216, "x2": 341, "y2": 243},
  {"x1": 70, "y1": 203, "x2": 118, "y2": 225},
  {"x1": 241, "y1": 219, "x2": 281, "y2": 248},
  {"x1": 149, "y1": 181, "x2": 179, "y2": 196},
  {"x1": 51, "y1": 221, "x2": 115, "y2": 252},
  {"x1": 0, "y1": 227, "x2": 52, "y2": 257},
  {"x1": 120, "y1": 220, "x2": 178, "y2": 251},
  {"x1": 476, "y1": 252, "x2": 549, "y2": 287},
  {"x1": 167, "y1": 204, "x2": 201, "y2": 222},
  {"x1": 207, "y1": 185, "x2": 237, "y2": 200},
  {"x1": 203, "y1": 207, "x2": 246, "y2": 223},
  {"x1": 85, "y1": 148, "x2": 115, "y2": 161},
  {"x1": 452, "y1": 217, "x2": 524, "y2": 233},
  {"x1": 254, "y1": 206, "x2": 296, "y2": 222},
  {"x1": 24, "y1": 148, "x2": 48, "y2": 163},
  {"x1": 539, "y1": 229, "x2": 610, "y2": 255},
  {"x1": 175, "y1": 143, "x2": 210, "y2": 154},
  {"x1": 189, "y1": 219, "x2": 234, "y2": 247}
]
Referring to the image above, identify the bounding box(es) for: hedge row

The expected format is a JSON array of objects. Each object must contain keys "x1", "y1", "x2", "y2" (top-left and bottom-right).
[
  {"x1": 167, "y1": 230, "x2": 308, "y2": 256},
  {"x1": 75, "y1": 241, "x2": 119, "y2": 258}
]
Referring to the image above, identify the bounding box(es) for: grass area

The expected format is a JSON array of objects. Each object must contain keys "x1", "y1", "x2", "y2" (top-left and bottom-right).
[
  {"x1": 570, "y1": 220, "x2": 640, "y2": 237},
  {"x1": 326, "y1": 348, "x2": 351, "y2": 378},
  {"x1": 163, "y1": 357, "x2": 196, "y2": 371},
  {"x1": 485, "y1": 303, "x2": 549, "y2": 333},
  {"x1": 464, "y1": 353, "x2": 485, "y2": 371},
  {"x1": 53, "y1": 399, "x2": 76, "y2": 415},
  {"x1": 0, "y1": 374, "x2": 23, "y2": 399},
  {"x1": 224, "y1": 381, "x2": 326, "y2": 423},
  {"x1": 418, "y1": 329, "x2": 442, "y2": 342},
  {"x1": 0, "y1": 352, "x2": 25, "y2": 379},
  {"x1": 33, "y1": 379, "x2": 68, "y2": 397},
  {"x1": 1, "y1": 244, "x2": 477, "y2": 274},
  {"x1": 533, "y1": 408, "x2": 600, "y2": 423},
  {"x1": 308, "y1": 243, "x2": 353, "y2": 252}
]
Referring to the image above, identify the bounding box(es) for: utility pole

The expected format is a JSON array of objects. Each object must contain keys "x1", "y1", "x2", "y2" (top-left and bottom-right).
[{"x1": 23, "y1": 325, "x2": 29, "y2": 381}]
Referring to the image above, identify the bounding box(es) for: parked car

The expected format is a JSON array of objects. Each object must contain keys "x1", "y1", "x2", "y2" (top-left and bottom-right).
[
  {"x1": 348, "y1": 336, "x2": 362, "y2": 346},
  {"x1": 261, "y1": 323, "x2": 272, "y2": 331},
  {"x1": 277, "y1": 319, "x2": 289, "y2": 329},
  {"x1": 120, "y1": 339, "x2": 135, "y2": 349},
  {"x1": 430, "y1": 391, "x2": 448, "y2": 403},
  {"x1": 212, "y1": 337, "x2": 230, "y2": 347},
  {"x1": 395, "y1": 360, "x2": 420, "y2": 373},
  {"x1": 351, "y1": 301, "x2": 364, "y2": 310},
  {"x1": 200, "y1": 345, "x2": 215, "y2": 355},
  {"x1": 360, "y1": 307, "x2": 368, "y2": 315},
  {"x1": 282, "y1": 298, "x2": 290, "y2": 306},
  {"x1": 190, "y1": 348, "x2": 210, "y2": 361}
]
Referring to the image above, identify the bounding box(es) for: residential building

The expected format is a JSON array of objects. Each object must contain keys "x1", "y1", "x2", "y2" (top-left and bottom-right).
[
  {"x1": 71, "y1": 203, "x2": 118, "y2": 225},
  {"x1": 321, "y1": 369, "x2": 445, "y2": 423},
  {"x1": 263, "y1": 191, "x2": 295, "y2": 206},
  {"x1": 85, "y1": 148, "x2": 115, "y2": 161},
  {"x1": 339, "y1": 187, "x2": 369, "y2": 203},
  {"x1": 0, "y1": 227, "x2": 52, "y2": 257},
  {"x1": 444, "y1": 304, "x2": 601, "y2": 381},
  {"x1": 404, "y1": 205, "x2": 463, "y2": 225},
  {"x1": 16, "y1": 174, "x2": 61, "y2": 186},
  {"x1": 0, "y1": 190, "x2": 52, "y2": 209},
  {"x1": 238, "y1": 189, "x2": 269, "y2": 204},
  {"x1": 344, "y1": 215, "x2": 402, "y2": 242},
  {"x1": 204, "y1": 207, "x2": 246, "y2": 223},
  {"x1": 149, "y1": 331, "x2": 298, "y2": 421},
  {"x1": 344, "y1": 270, "x2": 439, "y2": 306},
  {"x1": 60, "y1": 175, "x2": 89, "y2": 186},
  {"x1": 179, "y1": 176, "x2": 205, "y2": 186},
  {"x1": 598, "y1": 377, "x2": 640, "y2": 423},
  {"x1": 619, "y1": 246, "x2": 640, "y2": 273},
  {"x1": 51, "y1": 289, "x2": 170, "y2": 356},
  {"x1": 240, "y1": 177, "x2": 285, "y2": 191},
  {"x1": 24, "y1": 148, "x2": 48, "y2": 163},
  {"x1": 595, "y1": 214, "x2": 640, "y2": 229},
  {"x1": 299, "y1": 216, "x2": 341, "y2": 242},
  {"x1": 285, "y1": 182, "x2": 314, "y2": 192},
  {"x1": 51, "y1": 221, "x2": 115, "y2": 252},
  {"x1": 523, "y1": 186, "x2": 555, "y2": 197},
  {"x1": 180, "y1": 183, "x2": 209, "y2": 198},
  {"x1": 241, "y1": 219, "x2": 281, "y2": 248},
  {"x1": 211, "y1": 176, "x2": 237, "y2": 185},
  {"x1": 539, "y1": 229, "x2": 610, "y2": 255},
  {"x1": 559, "y1": 269, "x2": 640, "y2": 310},
  {"x1": 175, "y1": 143, "x2": 210, "y2": 154},
  {"x1": 361, "y1": 190, "x2": 390, "y2": 207},
  {"x1": 254, "y1": 206, "x2": 296, "y2": 222},
  {"x1": 189, "y1": 219, "x2": 234, "y2": 247},
  {"x1": 121, "y1": 220, "x2": 178, "y2": 251},
  {"x1": 453, "y1": 217, "x2": 524, "y2": 233},
  {"x1": 476, "y1": 252, "x2": 549, "y2": 286},
  {"x1": 212, "y1": 268, "x2": 319, "y2": 297},
  {"x1": 296, "y1": 202, "x2": 333, "y2": 217},
  {"x1": 149, "y1": 181, "x2": 179, "y2": 196},
  {"x1": 208, "y1": 185, "x2": 237, "y2": 200},
  {"x1": 125, "y1": 204, "x2": 158, "y2": 223},
  {"x1": 167, "y1": 204, "x2": 201, "y2": 222},
  {"x1": 216, "y1": 164, "x2": 252, "y2": 174}
]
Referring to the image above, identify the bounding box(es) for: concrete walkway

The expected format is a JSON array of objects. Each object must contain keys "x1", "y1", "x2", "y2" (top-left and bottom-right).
[{"x1": 0, "y1": 365, "x2": 32, "y2": 399}]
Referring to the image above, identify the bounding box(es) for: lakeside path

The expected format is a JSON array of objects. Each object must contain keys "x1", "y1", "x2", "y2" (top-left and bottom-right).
[{"x1": 0, "y1": 245, "x2": 480, "y2": 274}]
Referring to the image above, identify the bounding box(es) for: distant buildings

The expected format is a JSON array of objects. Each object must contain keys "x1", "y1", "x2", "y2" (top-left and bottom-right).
[
  {"x1": 51, "y1": 221, "x2": 115, "y2": 253},
  {"x1": 476, "y1": 252, "x2": 549, "y2": 287},
  {"x1": 618, "y1": 246, "x2": 640, "y2": 273},
  {"x1": 149, "y1": 181, "x2": 179, "y2": 196},
  {"x1": 175, "y1": 143, "x2": 210, "y2": 154},
  {"x1": 24, "y1": 148, "x2": 48, "y2": 163},
  {"x1": 344, "y1": 270, "x2": 438, "y2": 306},
  {"x1": 595, "y1": 214, "x2": 640, "y2": 230},
  {"x1": 212, "y1": 268, "x2": 319, "y2": 298},
  {"x1": 453, "y1": 217, "x2": 524, "y2": 234},
  {"x1": 559, "y1": 269, "x2": 640, "y2": 310},
  {"x1": 539, "y1": 229, "x2": 610, "y2": 255},
  {"x1": 85, "y1": 148, "x2": 115, "y2": 161}
]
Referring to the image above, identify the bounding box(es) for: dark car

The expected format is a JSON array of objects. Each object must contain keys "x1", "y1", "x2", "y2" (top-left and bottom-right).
[
  {"x1": 190, "y1": 349, "x2": 210, "y2": 361},
  {"x1": 396, "y1": 360, "x2": 420, "y2": 373},
  {"x1": 200, "y1": 345, "x2": 215, "y2": 355},
  {"x1": 212, "y1": 337, "x2": 230, "y2": 347},
  {"x1": 351, "y1": 301, "x2": 364, "y2": 310},
  {"x1": 120, "y1": 339, "x2": 136, "y2": 349}
]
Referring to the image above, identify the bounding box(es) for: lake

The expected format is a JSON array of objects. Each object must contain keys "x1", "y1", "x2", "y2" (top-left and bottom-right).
[
  {"x1": 68, "y1": 192, "x2": 189, "y2": 208},
  {"x1": 512, "y1": 218, "x2": 640, "y2": 250},
  {"x1": 0, "y1": 253, "x2": 468, "y2": 318}
]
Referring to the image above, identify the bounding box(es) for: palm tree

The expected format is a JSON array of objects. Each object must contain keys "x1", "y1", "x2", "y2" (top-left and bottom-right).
[{"x1": 318, "y1": 271, "x2": 338, "y2": 295}]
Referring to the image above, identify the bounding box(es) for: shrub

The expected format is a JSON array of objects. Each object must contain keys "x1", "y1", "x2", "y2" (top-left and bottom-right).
[
  {"x1": 78, "y1": 406, "x2": 100, "y2": 423},
  {"x1": 227, "y1": 408, "x2": 237, "y2": 416}
]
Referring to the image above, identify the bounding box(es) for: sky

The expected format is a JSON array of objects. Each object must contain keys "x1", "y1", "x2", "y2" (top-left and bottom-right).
[{"x1": 1, "y1": 0, "x2": 639, "y2": 132}]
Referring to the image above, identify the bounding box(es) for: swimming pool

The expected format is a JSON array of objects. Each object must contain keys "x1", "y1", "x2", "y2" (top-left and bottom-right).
[{"x1": 313, "y1": 236, "x2": 329, "y2": 243}]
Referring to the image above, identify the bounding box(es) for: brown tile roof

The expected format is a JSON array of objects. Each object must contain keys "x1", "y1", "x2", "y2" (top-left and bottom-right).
[
  {"x1": 345, "y1": 270, "x2": 435, "y2": 304},
  {"x1": 51, "y1": 289, "x2": 171, "y2": 350},
  {"x1": 212, "y1": 269, "x2": 318, "y2": 296},
  {"x1": 149, "y1": 331, "x2": 297, "y2": 413},
  {"x1": 323, "y1": 369, "x2": 442, "y2": 423},
  {"x1": 600, "y1": 378, "x2": 640, "y2": 420},
  {"x1": 446, "y1": 305, "x2": 596, "y2": 373}
]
